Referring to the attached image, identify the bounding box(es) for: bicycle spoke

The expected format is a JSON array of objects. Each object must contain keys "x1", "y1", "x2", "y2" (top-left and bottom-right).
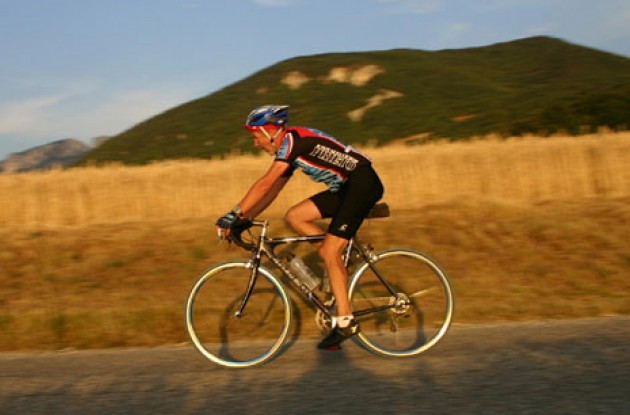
[
  {"x1": 408, "y1": 287, "x2": 437, "y2": 298},
  {"x1": 354, "y1": 287, "x2": 435, "y2": 302},
  {"x1": 353, "y1": 296, "x2": 392, "y2": 304}
]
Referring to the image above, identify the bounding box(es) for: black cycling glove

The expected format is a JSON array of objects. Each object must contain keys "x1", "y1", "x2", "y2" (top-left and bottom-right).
[{"x1": 216, "y1": 211, "x2": 239, "y2": 230}]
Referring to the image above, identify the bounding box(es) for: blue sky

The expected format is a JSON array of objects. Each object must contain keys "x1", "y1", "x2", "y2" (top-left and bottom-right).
[{"x1": 1, "y1": 0, "x2": 630, "y2": 159}]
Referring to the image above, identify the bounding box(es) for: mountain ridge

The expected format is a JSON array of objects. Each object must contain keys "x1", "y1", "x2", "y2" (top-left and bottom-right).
[
  {"x1": 0, "y1": 139, "x2": 91, "y2": 173},
  {"x1": 4, "y1": 36, "x2": 629, "y2": 170},
  {"x1": 78, "y1": 36, "x2": 630, "y2": 165},
  {"x1": 0, "y1": 136, "x2": 112, "y2": 173}
]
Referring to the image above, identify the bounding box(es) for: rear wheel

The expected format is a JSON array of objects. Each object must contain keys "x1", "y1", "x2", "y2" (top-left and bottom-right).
[
  {"x1": 349, "y1": 249, "x2": 454, "y2": 357},
  {"x1": 185, "y1": 261, "x2": 292, "y2": 368}
]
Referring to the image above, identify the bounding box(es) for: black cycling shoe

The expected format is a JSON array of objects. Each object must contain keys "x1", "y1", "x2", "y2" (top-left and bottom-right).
[{"x1": 317, "y1": 319, "x2": 360, "y2": 350}]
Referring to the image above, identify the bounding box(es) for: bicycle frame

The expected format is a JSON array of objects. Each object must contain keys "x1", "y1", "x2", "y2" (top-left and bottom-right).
[
  {"x1": 233, "y1": 220, "x2": 401, "y2": 322},
  {"x1": 187, "y1": 201, "x2": 454, "y2": 367}
]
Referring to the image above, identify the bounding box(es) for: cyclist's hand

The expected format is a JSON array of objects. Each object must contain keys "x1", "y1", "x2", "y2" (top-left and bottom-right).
[{"x1": 215, "y1": 211, "x2": 239, "y2": 239}]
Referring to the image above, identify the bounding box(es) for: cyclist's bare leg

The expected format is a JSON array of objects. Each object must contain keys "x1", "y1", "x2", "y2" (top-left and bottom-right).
[
  {"x1": 286, "y1": 200, "x2": 352, "y2": 317},
  {"x1": 319, "y1": 234, "x2": 351, "y2": 316},
  {"x1": 285, "y1": 199, "x2": 324, "y2": 237}
]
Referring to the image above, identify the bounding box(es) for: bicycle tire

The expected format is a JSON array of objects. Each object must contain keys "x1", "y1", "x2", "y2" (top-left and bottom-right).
[
  {"x1": 185, "y1": 261, "x2": 292, "y2": 368},
  {"x1": 349, "y1": 249, "x2": 454, "y2": 357}
]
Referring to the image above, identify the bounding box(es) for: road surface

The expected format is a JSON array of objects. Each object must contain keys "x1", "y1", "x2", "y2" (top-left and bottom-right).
[{"x1": 1, "y1": 316, "x2": 629, "y2": 415}]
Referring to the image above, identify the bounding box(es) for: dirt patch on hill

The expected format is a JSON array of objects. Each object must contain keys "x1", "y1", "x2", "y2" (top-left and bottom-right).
[
  {"x1": 281, "y1": 64, "x2": 384, "y2": 89},
  {"x1": 347, "y1": 89, "x2": 403, "y2": 122}
]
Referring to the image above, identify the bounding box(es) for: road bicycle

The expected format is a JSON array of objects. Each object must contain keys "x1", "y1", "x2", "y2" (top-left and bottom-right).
[{"x1": 185, "y1": 203, "x2": 455, "y2": 368}]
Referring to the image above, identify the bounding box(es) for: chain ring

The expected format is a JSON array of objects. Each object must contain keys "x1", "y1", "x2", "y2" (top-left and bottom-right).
[{"x1": 314, "y1": 297, "x2": 335, "y2": 334}]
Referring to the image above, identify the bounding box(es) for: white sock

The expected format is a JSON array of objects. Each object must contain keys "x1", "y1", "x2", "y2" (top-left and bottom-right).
[{"x1": 336, "y1": 315, "x2": 354, "y2": 328}]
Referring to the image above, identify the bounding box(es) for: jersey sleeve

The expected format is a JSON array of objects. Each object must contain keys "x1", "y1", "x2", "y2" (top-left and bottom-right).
[
  {"x1": 275, "y1": 131, "x2": 296, "y2": 177},
  {"x1": 275, "y1": 131, "x2": 295, "y2": 161}
]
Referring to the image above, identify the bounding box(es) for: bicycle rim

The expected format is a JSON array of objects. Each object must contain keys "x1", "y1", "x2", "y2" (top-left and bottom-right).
[
  {"x1": 185, "y1": 261, "x2": 292, "y2": 368},
  {"x1": 349, "y1": 249, "x2": 454, "y2": 357}
]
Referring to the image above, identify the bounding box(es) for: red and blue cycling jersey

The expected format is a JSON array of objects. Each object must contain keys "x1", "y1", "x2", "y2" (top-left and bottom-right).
[{"x1": 275, "y1": 127, "x2": 372, "y2": 192}]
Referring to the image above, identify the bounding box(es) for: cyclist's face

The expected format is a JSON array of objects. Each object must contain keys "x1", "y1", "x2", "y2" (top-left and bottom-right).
[{"x1": 251, "y1": 129, "x2": 275, "y2": 154}]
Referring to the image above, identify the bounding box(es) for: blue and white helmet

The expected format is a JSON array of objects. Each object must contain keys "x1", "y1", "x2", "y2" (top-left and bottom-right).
[{"x1": 244, "y1": 105, "x2": 289, "y2": 130}]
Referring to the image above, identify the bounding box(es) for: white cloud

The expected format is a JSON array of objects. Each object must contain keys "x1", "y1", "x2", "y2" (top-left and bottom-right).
[
  {"x1": 73, "y1": 89, "x2": 190, "y2": 137},
  {"x1": 251, "y1": 0, "x2": 296, "y2": 7},
  {"x1": 0, "y1": 78, "x2": 106, "y2": 135},
  {"x1": 0, "y1": 83, "x2": 192, "y2": 141},
  {"x1": 0, "y1": 94, "x2": 69, "y2": 135},
  {"x1": 445, "y1": 22, "x2": 471, "y2": 36},
  {"x1": 471, "y1": 0, "x2": 546, "y2": 12},
  {"x1": 377, "y1": 0, "x2": 445, "y2": 14},
  {"x1": 524, "y1": 24, "x2": 554, "y2": 37}
]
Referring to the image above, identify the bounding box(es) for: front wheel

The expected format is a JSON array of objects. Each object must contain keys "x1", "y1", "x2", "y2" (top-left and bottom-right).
[
  {"x1": 185, "y1": 261, "x2": 292, "y2": 368},
  {"x1": 349, "y1": 249, "x2": 454, "y2": 357}
]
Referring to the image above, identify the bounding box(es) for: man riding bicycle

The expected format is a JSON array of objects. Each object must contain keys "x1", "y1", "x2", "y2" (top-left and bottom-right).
[{"x1": 216, "y1": 105, "x2": 384, "y2": 349}]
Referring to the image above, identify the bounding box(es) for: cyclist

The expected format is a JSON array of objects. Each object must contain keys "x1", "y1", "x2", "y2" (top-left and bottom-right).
[{"x1": 216, "y1": 105, "x2": 384, "y2": 350}]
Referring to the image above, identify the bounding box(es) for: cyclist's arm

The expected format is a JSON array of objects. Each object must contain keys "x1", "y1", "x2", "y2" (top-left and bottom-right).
[
  {"x1": 246, "y1": 175, "x2": 289, "y2": 218},
  {"x1": 237, "y1": 161, "x2": 290, "y2": 218}
]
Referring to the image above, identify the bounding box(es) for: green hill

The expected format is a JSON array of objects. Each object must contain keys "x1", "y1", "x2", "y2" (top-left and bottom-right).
[{"x1": 79, "y1": 36, "x2": 630, "y2": 165}]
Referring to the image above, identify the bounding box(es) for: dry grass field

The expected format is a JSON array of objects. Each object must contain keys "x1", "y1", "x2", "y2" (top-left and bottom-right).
[
  {"x1": 2, "y1": 132, "x2": 629, "y2": 229},
  {"x1": 1, "y1": 132, "x2": 629, "y2": 351}
]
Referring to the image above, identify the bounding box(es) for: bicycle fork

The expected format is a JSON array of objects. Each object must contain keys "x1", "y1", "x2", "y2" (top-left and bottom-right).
[{"x1": 234, "y1": 254, "x2": 262, "y2": 318}]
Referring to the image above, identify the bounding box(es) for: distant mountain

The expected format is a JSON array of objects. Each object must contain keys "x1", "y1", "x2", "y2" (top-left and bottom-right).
[
  {"x1": 91, "y1": 136, "x2": 112, "y2": 148},
  {"x1": 0, "y1": 139, "x2": 91, "y2": 173},
  {"x1": 69, "y1": 36, "x2": 629, "y2": 165}
]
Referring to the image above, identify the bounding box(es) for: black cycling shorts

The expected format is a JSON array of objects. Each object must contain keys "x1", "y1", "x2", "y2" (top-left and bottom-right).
[{"x1": 309, "y1": 165, "x2": 384, "y2": 239}]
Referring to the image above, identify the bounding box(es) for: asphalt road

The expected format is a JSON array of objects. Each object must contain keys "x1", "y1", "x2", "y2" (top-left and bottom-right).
[{"x1": 1, "y1": 316, "x2": 629, "y2": 415}]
